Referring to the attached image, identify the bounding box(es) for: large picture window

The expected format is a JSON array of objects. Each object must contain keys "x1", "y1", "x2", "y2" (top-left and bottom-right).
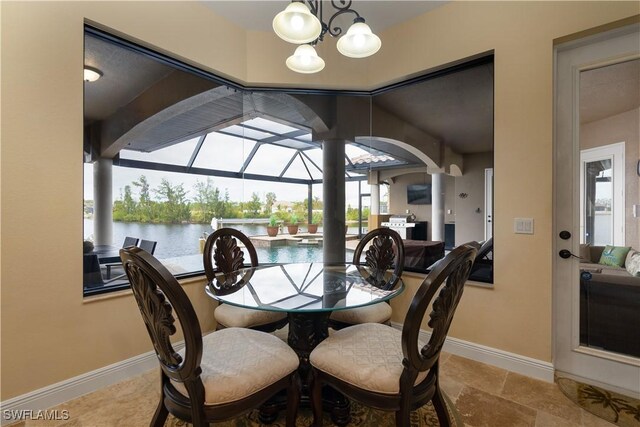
[{"x1": 83, "y1": 27, "x2": 494, "y2": 296}]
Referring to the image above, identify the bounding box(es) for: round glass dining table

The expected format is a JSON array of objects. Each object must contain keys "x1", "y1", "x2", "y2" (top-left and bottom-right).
[
  {"x1": 205, "y1": 262, "x2": 404, "y2": 424},
  {"x1": 206, "y1": 262, "x2": 404, "y2": 353}
]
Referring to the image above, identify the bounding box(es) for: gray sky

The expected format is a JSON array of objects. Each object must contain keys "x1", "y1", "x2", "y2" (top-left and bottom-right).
[{"x1": 84, "y1": 132, "x2": 382, "y2": 208}]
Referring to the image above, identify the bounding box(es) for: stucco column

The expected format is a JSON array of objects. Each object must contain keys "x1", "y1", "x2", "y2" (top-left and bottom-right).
[
  {"x1": 431, "y1": 173, "x2": 445, "y2": 242},
  {"x1": 93, "y1": 158, "x2": 113, "y2": 245},
  {"x1": 323, "y1": 139, "x2": 346, "y2": 263},
  {"x1": 308, "y1": 183, "x2": 313, "y2": 225},
  {"x1": 370, "y1": 183, "x2": 380, "y2": 215}
]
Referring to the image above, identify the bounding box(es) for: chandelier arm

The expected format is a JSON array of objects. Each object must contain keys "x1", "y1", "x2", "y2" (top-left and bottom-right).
[
  {"x1": 302, "y1": 0, "x2": 362, "y2": 41},
  {"x1": 326, "y1": 8, "x2": 361, "y2": 38}
]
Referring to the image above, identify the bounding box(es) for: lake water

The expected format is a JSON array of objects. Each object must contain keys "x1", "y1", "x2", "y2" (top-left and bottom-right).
[{"x1": 84, "y1": 219, "x2": 358, "y2": 263}]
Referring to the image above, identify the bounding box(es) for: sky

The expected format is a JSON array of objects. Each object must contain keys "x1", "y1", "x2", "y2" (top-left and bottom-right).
[{"x1": 84, "y1": 130, "x2": 385, "y2": 209}]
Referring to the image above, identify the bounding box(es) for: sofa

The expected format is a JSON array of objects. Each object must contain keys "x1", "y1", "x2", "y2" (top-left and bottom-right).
[{"x1": 579, "y1": 245, "x2": 640, "y2": 358}]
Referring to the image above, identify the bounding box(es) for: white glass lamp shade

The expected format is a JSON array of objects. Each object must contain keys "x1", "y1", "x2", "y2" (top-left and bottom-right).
[
  {"x1": 83, "y1": 67, "x2": 102, "y2": 82},
  {"x1": 272, "y1": 2, "x2": 322, "y2": 44},
  {"x1": 336, "y1": 21, "x2": 381, "y2": 58},
  {"x1": 286, "y1": 44, "x2": 325, "y2": 74}
]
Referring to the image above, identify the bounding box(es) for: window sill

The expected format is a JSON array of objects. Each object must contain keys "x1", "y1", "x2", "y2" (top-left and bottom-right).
[{"x1": 83, "y1": 272, "x2": 208, "y2": 303}]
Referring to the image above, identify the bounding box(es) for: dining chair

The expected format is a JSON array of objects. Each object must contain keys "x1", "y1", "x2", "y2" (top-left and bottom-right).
[
  {"x1": 203, "y1": 228, "x2": 288, "y2": 332},
  {"x1": 120, "y1": 246, "x2": 300, "y2": 427},
  {"x1": 104, "y1": 236, "x2": 139, "y2": 279},
  {"x1": 309, "y1": 243, "x2": 477, "y2": 427},
  {"x1": 329, "y1": 227, "x2": 405, "y2": 330}
]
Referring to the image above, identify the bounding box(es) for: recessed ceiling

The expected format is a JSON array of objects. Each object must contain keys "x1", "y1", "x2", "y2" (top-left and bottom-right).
[
  {"x1": 580, "y1": 59, "x2": 640, "y2": 124},
  {"x1": 374, "y1": 62, "x2": 494, "y2": 154},
  {"x1": 202, "y1": 0, "x2": 446, "y2": 33},
  {"x1": 84, "y1": 34, "x2": 175, "y2": 121}
]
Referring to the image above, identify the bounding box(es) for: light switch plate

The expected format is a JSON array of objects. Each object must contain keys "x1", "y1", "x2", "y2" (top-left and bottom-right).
[{"x1": 514, "y1": 218, "x2": 534, "y2": 234}]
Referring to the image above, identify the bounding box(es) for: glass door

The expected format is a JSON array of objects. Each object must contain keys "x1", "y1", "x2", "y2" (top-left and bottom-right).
[{"x1": 554, "y1": 26, "x2": 640, "y2": 396}]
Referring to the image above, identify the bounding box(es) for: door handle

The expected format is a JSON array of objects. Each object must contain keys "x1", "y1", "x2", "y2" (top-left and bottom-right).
[
  {"x1": 559, "y1": 230, "x2": 571, "y2": 240},
  {"x1": 559, "y1": 249, "x2": 580, "y2": 259}
]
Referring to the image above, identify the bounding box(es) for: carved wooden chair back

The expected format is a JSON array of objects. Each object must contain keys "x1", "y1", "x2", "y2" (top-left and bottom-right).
[
  {"x1": 203, "y1": 228, "x2": 259, "y2": 282},
  {"x1": 401, "y1": 244, "x2": 477, "y2": 379},
  {"x1": 352, "y1": 228, "x2": 405, "y2": 290},
  {"x1": 120, "y1": 246, "x2": 205, "y2": 405}
]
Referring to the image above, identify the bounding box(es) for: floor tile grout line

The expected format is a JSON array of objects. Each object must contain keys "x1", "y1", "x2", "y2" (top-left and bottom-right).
[{"x1": 498, "y1": 370, "x2": 509, "y2": 396}]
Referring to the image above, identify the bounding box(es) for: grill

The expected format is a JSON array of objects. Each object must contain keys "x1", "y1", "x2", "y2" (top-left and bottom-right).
[{"x1": 381, "y1": 215, "x2": 416, "y2": 239}]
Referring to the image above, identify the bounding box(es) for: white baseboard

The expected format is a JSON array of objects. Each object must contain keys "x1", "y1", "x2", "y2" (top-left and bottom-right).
[
  {"x1": 391, "y1": 322, "x2": 555, "y2": 383},
  {"x1": 0, "y1": 328, "x2": 555, "y2": 426},
  {"x1": 0, "y1": 342, "x2": 183, "y2": 427}
]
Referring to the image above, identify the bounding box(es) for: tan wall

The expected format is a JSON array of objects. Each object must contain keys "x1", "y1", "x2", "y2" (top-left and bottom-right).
[
  {"x1": 581, "y1": 108, "x2": 640, "y2": 246},
  {"x1": 372, "y1": 2, "x2": 638, "y2": 362},
  {"x1": 455, "y1": 152, "x2": 494, "y2": 245},
  {"x1": 389, "y1": 173, "x2": 432, "y2": 219},
  {"x1": 388, "y1": 167, "x2": 486, "y2": 242},
  {"x1": 0, "y1": 1, "x2": 233, "y2": 401},
  {"x1": 2, "y1": 0, "x2": 638, "y2": 400}
]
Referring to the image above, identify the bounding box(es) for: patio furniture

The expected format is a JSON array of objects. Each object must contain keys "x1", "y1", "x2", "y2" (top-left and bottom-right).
[
  {"x1": 403, "y1": 240, "x2": 445, "y2": 270},
  {"x1": 105, "y1": 236, "x2": 139, "y2": 279},
  {"x1": 203, "y1": 228, "x2": 287, "y2": 332},
  {"x1": 137, "y1": 239, "x2": 157, "y2": 255},
  {"x1": 120, "y1": 246, "x2": 300, "y2": 427},
  {"x1": 468, "y1": 237, "x2": 493, "y2": 282},
  {"x1": 329, "y1": 228, "x2": 405, "y2": 330},
  {"x1": 83, "y1": 254, "x2": 105, "y2": 288},
  {"x1": 309, "y1": 244, "x2": 477, "y2": 427}
]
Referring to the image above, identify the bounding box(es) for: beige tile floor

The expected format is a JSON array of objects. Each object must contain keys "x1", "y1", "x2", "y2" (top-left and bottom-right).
[{"x1": 7, "y1": 353, "x2": 614, "y2": 427}]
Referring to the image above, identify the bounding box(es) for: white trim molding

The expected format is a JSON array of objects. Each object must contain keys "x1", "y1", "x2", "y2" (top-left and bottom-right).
[
  {"x1": 0, "y1": 343, "x2": 183, "y2": 427},
  {"x1": 0, "y1": 329, "x2": 556, "y2": 426},
  {"x1": 391, "y1": 322, "x2": 554, "y2": 383}
]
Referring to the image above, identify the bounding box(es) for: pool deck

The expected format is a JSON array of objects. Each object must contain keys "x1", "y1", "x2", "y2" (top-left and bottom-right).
[
  {"x1": 98, "y1": 236, "x2": 363, "y2": 284},
  {"x1": 249, "y1": 233, "x2": 359, "y2": 248}
]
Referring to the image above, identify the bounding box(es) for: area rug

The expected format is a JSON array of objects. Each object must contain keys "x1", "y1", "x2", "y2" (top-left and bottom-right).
[
  {"x1": 165, "y1": 394, "x2": 463, "y2": 426},
  {"x1": 557, "y1": 376, "x2": 640, "y2": 427}
]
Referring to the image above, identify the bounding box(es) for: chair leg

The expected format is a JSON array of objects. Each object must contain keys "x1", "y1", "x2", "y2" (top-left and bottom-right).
[
  {"x1": 310, "y1": 369, "x2": 324, "y2": 427},
  {"x1": 184, "y1": 381, "x2": 207, "y2": 427},
  {"x1": 151, "y1": 387, "x2": 169, "y2": 427},
  {"x1": 432, "y1": 387, "x2": 452, "y2": 427},
  {"x1": 395, "y1": 398, "x2": 412, "y2": 427},
  {"x1": 285, "y1": 372, "x2": 301, "y2": 427}
]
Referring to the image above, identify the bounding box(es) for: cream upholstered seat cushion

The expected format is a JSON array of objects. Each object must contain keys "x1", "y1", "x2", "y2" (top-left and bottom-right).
[
  {"x1": 329, "y1": 302, "x2": 392, "y2": 324},
  {"x1": 214, "y1": 303, "x2": 287, "y2": 328},
  {"x1": 310, "y1": 323, "x2": 427, "y2": 395},
  {"x1": 172, "y1": 328, "x2": 298, "y2": 405}
]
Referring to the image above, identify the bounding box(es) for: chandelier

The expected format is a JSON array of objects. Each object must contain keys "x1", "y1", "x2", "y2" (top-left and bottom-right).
[{"x1": 272, "y1": 1, "x2": 382, "y2": 74}]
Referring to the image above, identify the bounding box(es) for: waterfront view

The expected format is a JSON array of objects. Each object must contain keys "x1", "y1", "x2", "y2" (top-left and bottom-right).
[{"x1": 83, "y1": 219, "x2": 360, "y2": 265}]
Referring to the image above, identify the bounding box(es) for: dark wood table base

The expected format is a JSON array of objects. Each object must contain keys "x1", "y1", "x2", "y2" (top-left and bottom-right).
[{"x1": 259, "y1": 312, "x2": 351, "y2": 426}]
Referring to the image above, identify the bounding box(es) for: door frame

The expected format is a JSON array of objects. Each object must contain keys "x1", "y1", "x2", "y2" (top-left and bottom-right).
[
  {"x1": 484, "y1": 168, "x2": 493, "y2": 240},
  {"x1": 579, "y1": 142, "x2": 625, "y2": 246},
  {"x1": 553, "y1": 24, "x2": 640, "y2": 397}
]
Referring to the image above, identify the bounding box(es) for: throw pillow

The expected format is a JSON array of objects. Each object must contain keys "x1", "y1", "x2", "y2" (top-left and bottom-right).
[
  {"x1": 579, "y1": 243, "x2": 591, "y2": 260},
  {"x1": 598, "y1": 245, "x2": 631, "y2": 267},
  {"x1": 625, "y1": 249, "x2": 640, "y2": 277}
]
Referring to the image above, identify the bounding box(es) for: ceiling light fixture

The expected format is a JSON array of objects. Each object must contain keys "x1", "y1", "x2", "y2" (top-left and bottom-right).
[
  {"x1": 84, "y1": 66, "x2": 102, "y2": 82},
  {"x1": 286, "y1": 44, "x2": 326, "y2": 74},
  {"x1": 273, "y1": 1, "x2": 381, "y2": 74}
]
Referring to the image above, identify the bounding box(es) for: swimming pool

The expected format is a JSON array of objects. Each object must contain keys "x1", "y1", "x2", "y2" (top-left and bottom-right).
[{"x1": 159, "y1": 244, "x2": 352, "y2": 276}]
